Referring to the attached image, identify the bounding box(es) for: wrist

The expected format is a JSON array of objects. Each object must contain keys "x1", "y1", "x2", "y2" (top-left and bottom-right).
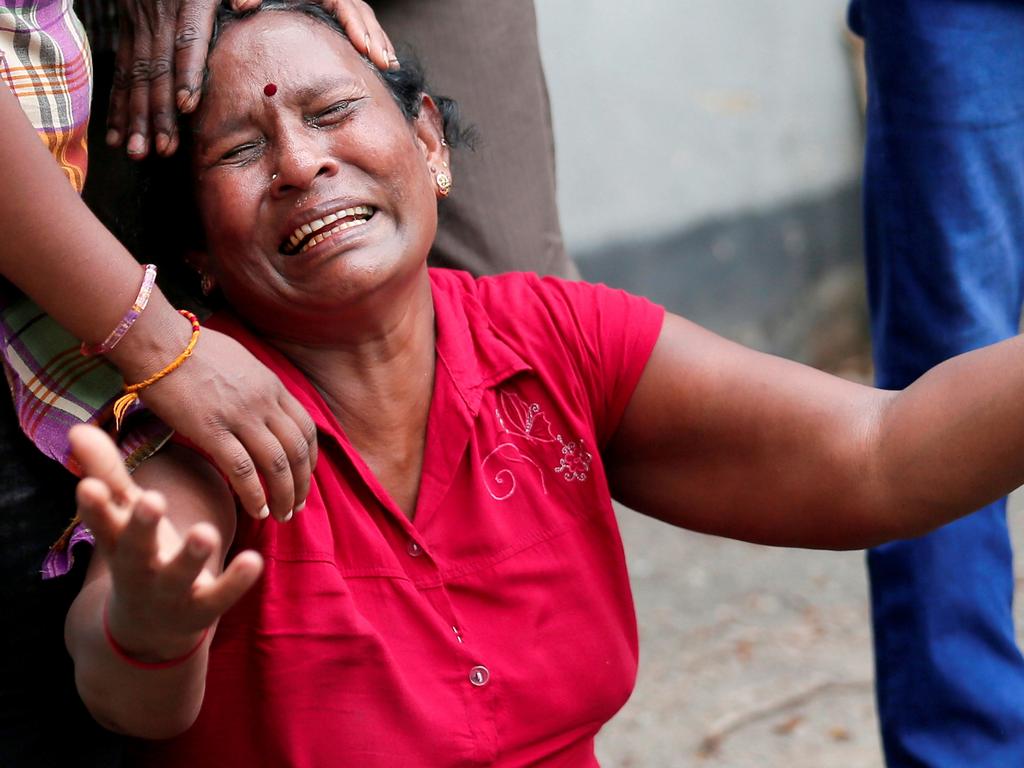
[
  {"x1": 103, "y1": 597, "x2": 209, "y2": 669},
  {"x1": 80, "y1": 264, "x2": 159, "y2": 356},
  {"x1": 105, "y1": 291, "x2": 193, "y2": 382}
]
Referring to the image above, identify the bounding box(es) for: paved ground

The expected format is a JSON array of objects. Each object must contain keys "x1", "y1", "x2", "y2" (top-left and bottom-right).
[{"x1": 593, "y1": 494, "x2": 1024, "y2": 767}]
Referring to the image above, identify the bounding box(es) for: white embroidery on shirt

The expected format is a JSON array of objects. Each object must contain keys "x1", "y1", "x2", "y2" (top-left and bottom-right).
[
  {"x1": 482, "y1": 390, "x2": 592, "y2": 500},
  {"x1": 554, "y1": 439, "x2": 592, "y2": 482},
  {"x1": 494, "y1": 391, "x2": 558, "y2": 444},
  {"x1": 482, "y1": 442, "x2": 548, "y2": 500}
]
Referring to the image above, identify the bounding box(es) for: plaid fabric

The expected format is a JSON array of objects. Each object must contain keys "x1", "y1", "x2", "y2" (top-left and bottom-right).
[
  {"x1": 1, "y1": 0, "x2": 91, "y2": 192},
  {"x1": 0, "y1": 0, "x2": 170, "y2": 473}
]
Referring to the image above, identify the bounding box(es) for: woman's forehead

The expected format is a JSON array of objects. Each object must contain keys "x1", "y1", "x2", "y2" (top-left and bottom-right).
[
  {"x1": 193, "y1": 16, "x2": 373, "y2": 147},
  {"x1": 210, "y1": 12, "x2": 360, "y2": 82}
]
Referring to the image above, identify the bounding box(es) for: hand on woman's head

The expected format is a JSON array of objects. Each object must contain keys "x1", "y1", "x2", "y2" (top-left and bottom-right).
[{"x1": 106, "y1": 0, "x2": 397, "y2": 160}]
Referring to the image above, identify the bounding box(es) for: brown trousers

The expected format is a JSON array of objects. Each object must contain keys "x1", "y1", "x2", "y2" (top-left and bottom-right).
[{"x1": 374, "y1": 0, "x2": 574, "y2": 277}]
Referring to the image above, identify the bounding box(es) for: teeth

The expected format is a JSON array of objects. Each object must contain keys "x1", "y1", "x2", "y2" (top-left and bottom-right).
[
  {"x1": 286, "y1": 205, "x2": 373, "y2": 249},
  {"x1": 297, "y1": 217, "x2": 369, "y2": 254}
]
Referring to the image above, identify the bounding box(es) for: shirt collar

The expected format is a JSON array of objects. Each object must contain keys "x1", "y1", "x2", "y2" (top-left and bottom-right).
[
  {"x1": 205, "y1": 269, "x2": 530, "y2": 440},
  {"x1": 428, "y1": 268, "x2": 531, "y2": 417}
]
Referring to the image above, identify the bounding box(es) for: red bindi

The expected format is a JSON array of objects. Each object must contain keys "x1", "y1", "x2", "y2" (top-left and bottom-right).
[{"x1": 263, "y1": 83, "x2": 278, "y2": 97}]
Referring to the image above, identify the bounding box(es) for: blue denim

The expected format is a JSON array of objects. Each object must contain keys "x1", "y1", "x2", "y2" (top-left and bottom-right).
[{"x1": 850, "y1": 0, "x2": 1024, "y2": 764}]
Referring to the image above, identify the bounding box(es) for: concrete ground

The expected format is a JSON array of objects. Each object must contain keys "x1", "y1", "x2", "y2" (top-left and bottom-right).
[{"x1": 593, "y1": 494, "x2": 1024, "y2": 767}]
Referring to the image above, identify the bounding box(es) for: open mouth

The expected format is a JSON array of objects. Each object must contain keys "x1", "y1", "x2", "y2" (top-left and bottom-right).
[{"x1": 280, "y1": 205, "x2": 376, "y2": 255}]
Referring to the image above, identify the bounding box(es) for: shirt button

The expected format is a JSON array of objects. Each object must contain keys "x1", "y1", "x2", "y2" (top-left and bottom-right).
[
  {"x1": 407, "y1": 540, "x2": 423, "y2": 557},
  {"x1": 469, "y1": 665, "x2": 490, "y2": 687}
]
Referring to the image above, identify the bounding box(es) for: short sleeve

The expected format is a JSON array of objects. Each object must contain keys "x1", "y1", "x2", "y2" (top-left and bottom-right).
[{"x1": 536, "y1": 278, "x2": 665, "y2": 448}]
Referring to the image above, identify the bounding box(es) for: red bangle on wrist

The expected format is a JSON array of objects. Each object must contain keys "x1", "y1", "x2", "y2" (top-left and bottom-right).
[{"x1": 103, "y1": 599, "x2": 209, "y2": 671}]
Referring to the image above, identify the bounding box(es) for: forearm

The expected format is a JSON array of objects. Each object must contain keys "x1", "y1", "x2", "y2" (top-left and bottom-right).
[
  {"x1": 0, "y1": 82, "x2": 189, "y2": 378},
  {"x1": 607, "y1": 314, "x2": 1024, "y2": 550},
  {"x1": 871, "y1": 334, "x2": 1024, "y2": 536},
  {"x1": 64, "y1": 442, "x2": 249, "y2": 739},
  {"x1": 66, "y1": 577, "x2": 210, "y2": 739}
]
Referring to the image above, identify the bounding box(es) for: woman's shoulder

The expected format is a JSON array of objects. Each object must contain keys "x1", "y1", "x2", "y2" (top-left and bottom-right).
[
  {"x1": 429, "y1": 267, "x2": 661, "y2": 337},
  {"x1": 429, "y1": 266, "x2": 663, "y2": 383},
  {"x1": 428, "y1": 268, "x2": 664, "y2": 448},
  {"x1": 429, "y1": 267, "x2": 598, "y2": 316},
  {"x1": 429, "y1": 266, "x2": 549, "y2": 294}
]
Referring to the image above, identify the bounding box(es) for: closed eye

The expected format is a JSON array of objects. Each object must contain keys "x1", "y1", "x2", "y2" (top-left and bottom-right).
[
  {"x1": 220, "y1": 139, "x2": 264, "y2": 164},
  {"x1": 309, "y1": 97, "x2": 363, "y2": 127},
  {"x1": 321, "y1": 100, "x2": 350, "y2": 116}
]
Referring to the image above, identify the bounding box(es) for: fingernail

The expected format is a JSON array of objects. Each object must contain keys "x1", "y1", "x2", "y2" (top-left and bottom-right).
[
  {"x1": 126, "y1": 133, "x2": 146, "y2": 156},
  {"x1": 388, "y1": 58, "x2": 401, "y2": 71},
  {"x1": 106, "y1": 128, "x2": 121, "y2": 146},
  {"x1": 188, "y1": 539, "x2": 208, "y2": 558},
  {"x1": 135, "y1": 505, "x2": 159, "y2": 525},
  {"x1": 258, "y1": 504, "x2": 270, "y2": 520},
  {"x1": 183, "y1": 89, "x2": 200, "y2": 113},
  {"x1": 295, "y1": 501, "x2": 306, "y2": 513},
  {"x1": 155, "y1": 133, "x2": 169, "y2": 154},
  {"x1": 282, "y1": 509, "x2": 293, "y2": 523}
]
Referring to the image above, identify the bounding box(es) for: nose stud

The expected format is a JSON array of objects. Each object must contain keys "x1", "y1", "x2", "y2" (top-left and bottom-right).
[
  {"x1": 264, "y1": 83, "x2": 278, "y2": 97},
  {"x1": 271, "y1": 173, "x2": 279, "y2": 181}
]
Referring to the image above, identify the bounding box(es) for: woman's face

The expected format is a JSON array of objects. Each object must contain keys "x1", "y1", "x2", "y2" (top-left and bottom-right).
[{"x1": 193, "y1": 11, "x2": 446, "y2": 339}]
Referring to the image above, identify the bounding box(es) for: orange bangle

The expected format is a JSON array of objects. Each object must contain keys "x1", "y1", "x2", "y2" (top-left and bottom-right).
[
  {"x1": 112, "y1": 309, "x2": 201, "y2": 430},
  {"x1": 103, "y1": 598, "x2": 208, "y2": 671}
]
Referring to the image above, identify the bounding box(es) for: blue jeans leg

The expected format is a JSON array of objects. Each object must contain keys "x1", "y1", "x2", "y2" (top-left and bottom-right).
[
  {"x1": 853, "y1": 0, "x2": 1024, "y2": 763},
  {"x1": 869, "y1": 510, "x2": 1024, "y2": 766}
]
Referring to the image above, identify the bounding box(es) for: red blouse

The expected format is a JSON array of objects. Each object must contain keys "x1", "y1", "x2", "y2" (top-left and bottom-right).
[{"x1": 141, "y1": 270, "x2": 664, "y2": 767}]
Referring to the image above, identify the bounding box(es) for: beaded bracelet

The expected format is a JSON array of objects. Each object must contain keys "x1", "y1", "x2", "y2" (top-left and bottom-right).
[
  {"x1": 81, "y1": 264, "x2": 158, "y2": 356},
  {"x1": 103, "y1": 598, "x2": 209, "y2": 671},
  {"x1": 112, "y1": 309, "x2": 201, "y2": 430}
]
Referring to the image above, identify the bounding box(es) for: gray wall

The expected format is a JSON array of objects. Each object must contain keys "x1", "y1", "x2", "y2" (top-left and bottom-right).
[{"x1": 535, "y1": 0, "x2": 868, "y2": 368}]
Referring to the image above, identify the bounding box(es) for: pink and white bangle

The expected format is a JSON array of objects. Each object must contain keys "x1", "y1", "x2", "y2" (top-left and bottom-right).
[{"x1": 81, "y1": 264, "x2": 158, "y2": 356}]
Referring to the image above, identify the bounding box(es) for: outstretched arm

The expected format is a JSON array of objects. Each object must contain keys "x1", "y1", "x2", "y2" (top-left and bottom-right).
[
  {"x1": 64, "y1": 425, "x2": 262, "y2": 738},
  {"x1": 606, "y1": 312, "x2": 1024, "y2": 549}
]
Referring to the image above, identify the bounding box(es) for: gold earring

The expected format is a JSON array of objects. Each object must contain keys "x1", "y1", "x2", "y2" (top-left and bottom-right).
[{"x1": 436, "y1": 171, "x2": 452, "y2": 197}]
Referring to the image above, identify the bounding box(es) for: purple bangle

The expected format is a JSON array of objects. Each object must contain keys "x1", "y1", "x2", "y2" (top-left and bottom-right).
[{"x1": 81, "y1": 264, "x2": 158, "y2": 356}]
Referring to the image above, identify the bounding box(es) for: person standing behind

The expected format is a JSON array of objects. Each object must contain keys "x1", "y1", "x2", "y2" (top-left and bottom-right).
[
  {"x1": 370, "y1": 0, "x2": 574, "y2": 278},
  {"x1": 848, "y1": 1, "x2": 1024, "y2": 764}
]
